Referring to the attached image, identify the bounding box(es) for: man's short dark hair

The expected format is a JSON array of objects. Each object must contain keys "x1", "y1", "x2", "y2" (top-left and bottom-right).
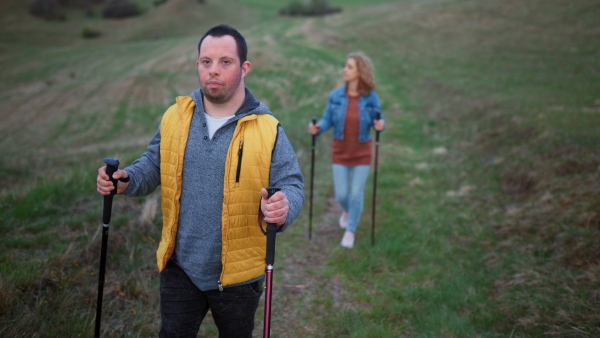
[{"x1": 198, "y1": 24, "x2": 248, "y2": 64}]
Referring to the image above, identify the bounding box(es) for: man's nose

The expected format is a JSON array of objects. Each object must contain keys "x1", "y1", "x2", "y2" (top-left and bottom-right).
[{"x1": 209, "y1": 64, "x2": 220, "y2": 75}]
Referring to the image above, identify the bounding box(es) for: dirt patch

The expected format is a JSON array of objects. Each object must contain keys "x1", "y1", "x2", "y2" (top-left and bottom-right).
[{"x1": 258, "y1": 197, "x2": 356, "y2": 337}]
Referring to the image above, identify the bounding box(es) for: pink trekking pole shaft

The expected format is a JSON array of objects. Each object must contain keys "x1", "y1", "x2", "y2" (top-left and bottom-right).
[{"x1": 263, "y1": 187, "x2": 281, "y2": 338}]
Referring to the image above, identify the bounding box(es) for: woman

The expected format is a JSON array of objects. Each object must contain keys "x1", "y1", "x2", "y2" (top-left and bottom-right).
[{"x1": 308, "y1": 52, "x2": 385, "y2": 249}]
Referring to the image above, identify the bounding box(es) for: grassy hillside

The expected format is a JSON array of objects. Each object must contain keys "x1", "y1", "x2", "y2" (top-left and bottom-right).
[{"x1": 1, "y1": 0, "x2": 598, "y2": 336}]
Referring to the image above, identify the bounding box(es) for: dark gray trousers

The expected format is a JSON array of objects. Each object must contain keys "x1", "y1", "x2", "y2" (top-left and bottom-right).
[{"x1": 159, "y1": 260, "x2": 263, "y2": 338}]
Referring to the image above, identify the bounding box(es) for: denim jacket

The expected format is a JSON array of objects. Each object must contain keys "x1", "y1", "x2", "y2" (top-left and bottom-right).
[{"x1": 317, "y1": 85, "x2": 383, "y2": 142}]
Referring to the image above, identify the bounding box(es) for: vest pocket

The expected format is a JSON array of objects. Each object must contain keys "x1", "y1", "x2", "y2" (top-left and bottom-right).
[{"x1": 236, "y1": 140, "x2": 244, "y2": 182}]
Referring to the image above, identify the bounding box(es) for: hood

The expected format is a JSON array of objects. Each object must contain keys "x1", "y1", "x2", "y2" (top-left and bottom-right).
[{"x1": 190, "y1": 88, "x2": 270, "y2": 118}]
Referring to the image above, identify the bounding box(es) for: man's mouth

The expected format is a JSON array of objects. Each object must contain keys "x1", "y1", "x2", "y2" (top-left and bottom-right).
[{"x1": 207, "y1": 80, "x2": 223, "y2": 88}]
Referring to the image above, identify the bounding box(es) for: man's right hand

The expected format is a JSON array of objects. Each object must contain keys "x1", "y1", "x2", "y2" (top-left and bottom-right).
[{"x1": 97, "y1": 166, "x2": 129, "y2": 195}]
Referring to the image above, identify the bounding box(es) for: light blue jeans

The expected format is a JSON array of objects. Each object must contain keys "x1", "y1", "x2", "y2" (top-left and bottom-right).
[{"x1": 332, "y1": 164, "x2": 371, "y2": 233}]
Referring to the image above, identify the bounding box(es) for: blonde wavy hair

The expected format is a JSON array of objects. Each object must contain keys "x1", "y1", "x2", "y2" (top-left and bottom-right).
[{"x1": 347, "y1": 52, "x2": 376, "y2": 95}]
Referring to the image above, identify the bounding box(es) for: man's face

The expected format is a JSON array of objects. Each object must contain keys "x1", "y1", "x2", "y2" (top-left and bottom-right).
[{"x1": 197, "y1": 35, "x2": 250, "y2": 104}]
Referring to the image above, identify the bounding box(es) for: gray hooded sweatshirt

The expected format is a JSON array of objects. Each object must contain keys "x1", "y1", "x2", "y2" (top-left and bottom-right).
[{"x1": 122, "y1": 88, "x2": 304, "y2": 291}]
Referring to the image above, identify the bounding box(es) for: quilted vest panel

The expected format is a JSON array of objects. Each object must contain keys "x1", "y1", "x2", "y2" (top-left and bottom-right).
[
  {"x1": 220, "y1": 114, "x2": 278, "y2": 286},
  {"x1": 157, "y1": 96, "x2": 194, "y2": 271},
  {"x1": 157, "y1": 96, "x2": 279, "y2": 287}
]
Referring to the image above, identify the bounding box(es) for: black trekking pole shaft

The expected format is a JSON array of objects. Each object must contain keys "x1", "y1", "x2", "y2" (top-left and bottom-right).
[
  {"x1": 309, "y1": 117, "x2": 317, "y2": 240},
  {"x1": 94, "y1": 220, "x2": 109, "y2": 338},
  {"x1": 95, "y1": 158, "x2": 119, "y2": 338},
  {"x1": 371, "y1": 114, "x2": 381, "y2": 247},
  {"x1": 263, "y1": 187, "x2": 281, "y2": 338}
]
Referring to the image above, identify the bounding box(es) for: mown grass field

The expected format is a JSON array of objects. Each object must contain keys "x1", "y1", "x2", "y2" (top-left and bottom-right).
[{"x1": 1, "y1": 0, "x2": 599, "y2": 336}]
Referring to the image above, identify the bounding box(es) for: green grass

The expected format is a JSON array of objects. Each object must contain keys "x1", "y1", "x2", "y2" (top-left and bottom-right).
[{"x1": 1, "y1": 0, "x2": 599, "y2": 336}]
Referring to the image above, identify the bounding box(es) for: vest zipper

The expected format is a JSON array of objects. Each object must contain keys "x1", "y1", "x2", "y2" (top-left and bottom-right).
[
  {"x1": 222, "y1": 140, "x2": 243, "y2": 292},
  {"x1": 236, "y1": 140, "x2": 244, "y2": 182}
]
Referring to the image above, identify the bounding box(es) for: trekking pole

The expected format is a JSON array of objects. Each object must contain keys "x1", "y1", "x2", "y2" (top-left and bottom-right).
[
  {"x1": 94, "y1": 158, "x2": 119, "y2": 338},
  {"x1": 308, "y1": 117, "x2": 317, "y2": 240},
  {"x1": 371, "y1": 113, "x2": 382, "y2": 247},
  {"x1": 262, "y1": 186, "x2": 281, "y2": 338}
]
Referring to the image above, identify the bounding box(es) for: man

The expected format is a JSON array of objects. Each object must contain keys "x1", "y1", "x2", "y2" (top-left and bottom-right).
[{"x1": 96, "y1": 24, "x2": 304, "y2": 337}]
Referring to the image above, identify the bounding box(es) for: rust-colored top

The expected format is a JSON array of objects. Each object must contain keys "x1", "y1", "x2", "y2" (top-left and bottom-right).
[{"x1": 332, "y1": 95, "x2": 372, "y2": 165}]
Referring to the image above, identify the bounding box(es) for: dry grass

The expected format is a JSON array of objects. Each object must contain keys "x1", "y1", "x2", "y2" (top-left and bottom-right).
[{"x1": 1, "y1": 0, "x2": 599, "y2": 336}]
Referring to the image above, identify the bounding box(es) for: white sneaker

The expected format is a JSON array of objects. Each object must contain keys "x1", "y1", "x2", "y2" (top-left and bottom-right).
[
  {"x1": 339, "y1": 211, "x2": 349, "y2": 229},
  {"x1": 340, "y1": 231, "x2": 355, "y2": 248}
]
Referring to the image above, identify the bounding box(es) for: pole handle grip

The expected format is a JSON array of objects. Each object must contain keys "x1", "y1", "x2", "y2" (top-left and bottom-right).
[
  {"x1": 265, "y1": 186, "x2": 281, "y2": 230},
  {"x1": 265, "y1": 187, "x2": 281, "y2": 265},
  {"x1": 104, "y1": 158, "x2": 120, "y2": 194},
  {"x1": 266, "y1": 186, "x2": 281, "y2": 199},
  {"x1": 102, "y1": 158, "x2": 119, "y2": 225},
  {"x1": 375, "y1": 112, "x2": 382, "y2": 142},
  {"x1": 311, "y1": 116, "x2": 318, "y2": 147}
]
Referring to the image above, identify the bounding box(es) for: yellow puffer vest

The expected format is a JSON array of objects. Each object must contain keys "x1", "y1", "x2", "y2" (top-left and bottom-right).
[{"x1": 157, "y1": 96, "x2": 279, "y2": 287}]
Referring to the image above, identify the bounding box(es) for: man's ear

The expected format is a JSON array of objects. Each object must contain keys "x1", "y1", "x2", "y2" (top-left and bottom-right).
[{"x1": 241, "y1": 61, "x2": 252, "y2": 78}]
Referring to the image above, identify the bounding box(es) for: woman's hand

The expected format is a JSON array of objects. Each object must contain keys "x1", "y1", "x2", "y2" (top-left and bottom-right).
[
  {"x1": 374, "y1": 119, "x2": 385, "y2": 131},
  {"x1": 308, "y1": 122, "x2": 320, "y2": 135}
]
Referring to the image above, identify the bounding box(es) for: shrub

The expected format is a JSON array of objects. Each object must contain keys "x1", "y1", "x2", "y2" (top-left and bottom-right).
[
  {"x1": 282, "y1": 1, "x2": 304, "y2": 16},
  {"x1": 279, "y1": 0, "x2": 341, "y2": 17},
  {"x1": 56, "y1": 0, "x2": 101, "y2": 7},
  {"x1": 29, "y1": 0, "x2": 67, "y2": 21},
  {"x1": 102, "y1": 0, "x2": 140, "y2": 19},
  {"x1": 310, "y1": 0, "x2": 339, "y2": 15},
  {"x1": 81, "y1": 25, "x2": 101, "y2": 38}
]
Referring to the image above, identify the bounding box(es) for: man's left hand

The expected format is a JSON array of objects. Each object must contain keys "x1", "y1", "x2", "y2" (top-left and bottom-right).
[{"x1": 260, "y1": 188, "x2": 289, "y2": 226}]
